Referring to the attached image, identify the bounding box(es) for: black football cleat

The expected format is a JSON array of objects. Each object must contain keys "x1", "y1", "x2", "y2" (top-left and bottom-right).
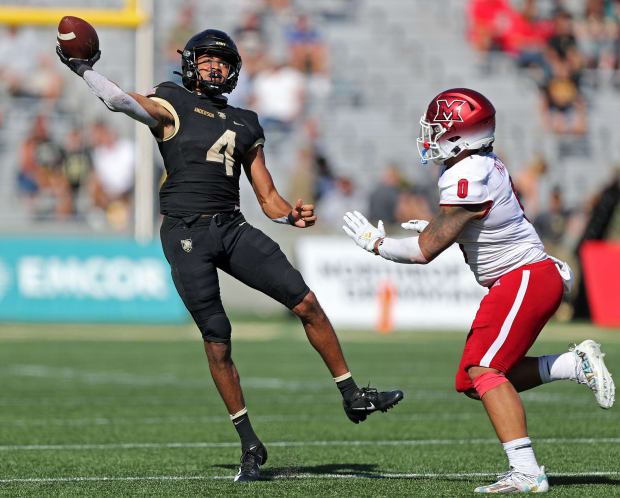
[
  {"x1": 343, "y1": 386, "x2": 404, "y2": 424},
  {"x1": 234, "y1": 442, "x2": 268, "y2": 482}
]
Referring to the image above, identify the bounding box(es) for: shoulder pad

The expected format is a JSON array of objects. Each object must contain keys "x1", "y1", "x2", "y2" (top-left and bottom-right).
[
  {"x1": 147, "y1": 81, "x2": 185, "y2": 100},
  {"x1": 439, "y1": 155, "x2": 492, "y2": 205}
]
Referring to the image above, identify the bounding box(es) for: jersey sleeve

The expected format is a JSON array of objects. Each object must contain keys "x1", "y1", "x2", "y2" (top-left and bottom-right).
[
  {"x1": 245, "y1": 110, "x2": 265, "y2": 150},
  {"x1": 439, "y1": 171, "x2": 491, "y2": 205},
  {"x1": 146, "y1": 82, "x2": 181, "y2": 141}
]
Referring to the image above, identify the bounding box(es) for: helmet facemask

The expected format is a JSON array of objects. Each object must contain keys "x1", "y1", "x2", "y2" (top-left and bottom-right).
[
  {"x1": 179, "y1": 46, "x2": 241, "y2": 96},
  {"x1": 417, "y1": 117, "x2": 448, "y2": 165},
  {"x1": 416, "y1": 115, "x2": 495, "y2": 165}
]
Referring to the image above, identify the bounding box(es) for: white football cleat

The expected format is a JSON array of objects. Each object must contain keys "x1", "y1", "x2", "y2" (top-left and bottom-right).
[
  {"x1": 570, "y1": 340, "x2": 615, "y2": 409},
  {"x1": 474, "y1": 466, "x2": 549, "y2": 493}
]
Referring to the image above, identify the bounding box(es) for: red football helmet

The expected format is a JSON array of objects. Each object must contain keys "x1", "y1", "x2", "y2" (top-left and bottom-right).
[{"x1": 416, "y1": 88, "x2": 496, "y2": 165}]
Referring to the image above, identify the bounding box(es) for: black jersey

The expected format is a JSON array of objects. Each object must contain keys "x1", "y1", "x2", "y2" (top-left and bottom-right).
[{"x1": 147, "y1": 82, "x2": 265, "y2": 216}]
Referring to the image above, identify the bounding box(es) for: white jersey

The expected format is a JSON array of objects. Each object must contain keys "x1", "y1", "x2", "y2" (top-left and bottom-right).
[{"x1": 438, "y1": 152, "x2": 547, "y2": 287}]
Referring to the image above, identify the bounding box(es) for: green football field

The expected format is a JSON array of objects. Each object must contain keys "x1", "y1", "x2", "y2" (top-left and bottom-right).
[{"x1": 1, "y1": 320, "x2": 619, "y2": 497}]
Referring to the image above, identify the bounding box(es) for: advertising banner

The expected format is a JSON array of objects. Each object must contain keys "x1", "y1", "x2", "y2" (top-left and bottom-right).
[
  {"x1": 296, "y1": 236, "x2": 487, "y2": 330},
  {"x1": 580, "y1": 240, "x2": 620, "y2": 327},
  {"x1": 0, "y1": 237, "x2": 187, "y2": 323}
]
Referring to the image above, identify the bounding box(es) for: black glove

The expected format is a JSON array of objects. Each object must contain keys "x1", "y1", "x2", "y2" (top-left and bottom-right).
[{"x1": 56, "y1": 45, "x2": 101, "y2": 77}]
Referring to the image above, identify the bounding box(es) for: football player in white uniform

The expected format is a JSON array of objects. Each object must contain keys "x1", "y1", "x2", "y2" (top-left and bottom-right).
[{"x1": 343, "y1": 88, "x2": 615, "y2": 494}]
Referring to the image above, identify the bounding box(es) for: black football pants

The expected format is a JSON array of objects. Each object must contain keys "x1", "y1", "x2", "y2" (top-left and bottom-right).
[{"x1": 160, "y1": 212, "x2": 309, "y2": 342}]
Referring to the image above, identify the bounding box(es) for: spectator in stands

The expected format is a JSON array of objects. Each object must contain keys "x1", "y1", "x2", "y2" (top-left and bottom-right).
[
  {"x1": 289, "y1": 118, "x2": 335, "y2": 203},
  {"x1": 513, "y1": 154, "x2": 548, "y2": 219},
  {"x1": 613, "y1": 0, "x2": 620, "y2": 87},
  {"x1": 28, "y1": 54, "x2": 63, "y2": 102},
  {"x1": 235, "y1": 11, "x2": 267, "y2": 53},
  {"x1": 88, "y1": 120, "x2": 135, "y2": 231},
  {"x1": 62, "y1": 127, "x2": 93, "y2": 216},
  {"x1": 313, "y1": 154, "x2": 335, "y2": 202},
  {"x1": 466, "y1": 0, "x2": 514, "y2": 71},
  {"x1": 0, "y1": 27, "x2": 62, "y2": 103},
  {"x1": 17, "y1": 115, "x2": 72, "y2": 219},
  {"x1": 505, "y1": 0, "x2": 554, "y2": 84},
  {"x1": 534, "y1": 185, "x2": 572, "y2": 248},
  {"x1": 545, "y1": 9, "x2": 583, "y2": 74},
  {"x1": 367, "y1": 163, "x2": 404, "y2": 225},
  {"x1": 164, "y1": 3, "x2": 198, "y2": 83},
  {"x1": 574, "y1": 0, "x2": 618, "y2": 72},
  {"x1": 229, "y1": 11, "x2": 269, "y2": 108},
  {"x1": 317, "y1": 176, "x2": 365, "y2": 231},
  {"x1": 250, "y1": 55, "x2": 305, "y2": 134},
  {"x1": 395, "y1": 187, "x2": 435, "y2": 226},
  {"x1": 286, "y1": 14, "x2": 328, "y2": 75},
  {"x1": 539, "y1": 59, "x2": 588, "y2": 135},
  {"x1": 0, "y1": 25, "x2": 35, "y2": 94},
  {"x1": 262, "y1": 0, "x2": 293, "y2": 17}
]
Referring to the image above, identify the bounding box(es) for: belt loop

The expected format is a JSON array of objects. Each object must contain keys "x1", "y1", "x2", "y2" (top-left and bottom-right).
[
  {"x1": 181, "y1": 214, "x2": 201, "y2": 227},
  {"x1": 213, "y1": 213, "x2": 222, "y2": 227}
]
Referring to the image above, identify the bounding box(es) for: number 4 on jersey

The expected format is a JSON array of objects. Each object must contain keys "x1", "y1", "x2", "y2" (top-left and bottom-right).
[{"x1": 206, "y1": 129, "x2": 236, "y2": 176}]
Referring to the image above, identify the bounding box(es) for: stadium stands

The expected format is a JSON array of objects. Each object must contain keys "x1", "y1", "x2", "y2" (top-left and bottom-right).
[{"x1": 1, "y1": 0, "x2": 619, "y2": 235}]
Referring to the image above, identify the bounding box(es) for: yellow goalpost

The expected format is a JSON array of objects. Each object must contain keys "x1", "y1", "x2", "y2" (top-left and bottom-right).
[
  {"x1": 0, "y1": 0, "x2": 146, "y2": 27},
  {"x1": 0, "y1": 0, "x2": 156, "y2": 242}
]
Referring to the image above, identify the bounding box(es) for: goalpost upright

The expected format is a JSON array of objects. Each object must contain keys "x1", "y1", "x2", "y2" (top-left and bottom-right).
[{"x1": 0, "y1": 0, "x2": 155, "y2": 243}]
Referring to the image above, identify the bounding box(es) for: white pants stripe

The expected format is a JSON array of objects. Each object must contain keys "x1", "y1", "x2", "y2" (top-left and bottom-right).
[{"x1": 479, "y1": 270, "x2": 530, "y2": 367}]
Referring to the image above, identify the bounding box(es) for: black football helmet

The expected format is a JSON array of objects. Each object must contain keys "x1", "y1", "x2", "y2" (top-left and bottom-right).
[{"x1": 176, "y1": 29, "x2": 242, "y2": 95}]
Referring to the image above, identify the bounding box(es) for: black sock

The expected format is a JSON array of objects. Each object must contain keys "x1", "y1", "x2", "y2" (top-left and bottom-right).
[
  {"x1": 231, "y1": 412, "x2": 260, "y2": 450},
  {"x1": 337, "y1": 376, "x2": 358, "y2": 401}
]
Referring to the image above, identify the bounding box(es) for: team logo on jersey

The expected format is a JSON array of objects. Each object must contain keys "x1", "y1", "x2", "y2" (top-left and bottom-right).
[
  {"x1": 218, "y1": 112, "x2": 226, "y2": 119},
  {"x1": 433, "y1": 99, "x2": 466, "y2": 122},
  {"x1": 180, "y1": 238, "x2": 193, "y2": 253}
]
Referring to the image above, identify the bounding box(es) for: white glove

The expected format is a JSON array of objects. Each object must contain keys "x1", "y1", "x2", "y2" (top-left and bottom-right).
[
  {"x1": 401, "y1": 219, "x2": 429, "y2": 233},
  {"x1": 343, "y1": 211, "x2": 385, "y2": 252}
]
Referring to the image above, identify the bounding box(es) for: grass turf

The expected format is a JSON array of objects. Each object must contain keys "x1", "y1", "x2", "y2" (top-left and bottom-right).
[{"x1": 0, "y1": 320, "x2": 619, "y2": 496}]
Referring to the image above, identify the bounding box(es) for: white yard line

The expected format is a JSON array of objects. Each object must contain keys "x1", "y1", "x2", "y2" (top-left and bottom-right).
[
  {"x1": 3, "y1": 408, "x2": 613, "y2": 427},
  {"x1": 0, "y1": 412, "x2": 481, "y2": 427},
  {"x1": 1, "y1": 471, "x2": 619, "y2": 484},
  {"x1": 1, "y1": 438, "x2": 619, "y2": 451}
]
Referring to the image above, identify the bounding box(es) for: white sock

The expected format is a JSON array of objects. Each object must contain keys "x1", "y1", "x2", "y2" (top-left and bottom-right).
[
  {"x1": 503, "y1": 437, "x2": 540, "y2": 476},
  {"x1": 538, "y1": 352, "x2": 576, "y2": 383}
]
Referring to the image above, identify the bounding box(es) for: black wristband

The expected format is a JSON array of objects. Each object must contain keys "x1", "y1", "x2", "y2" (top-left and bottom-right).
[
  {"x1": 287, "y1": 211, "x2": 296, "y2": 225},
  {"x1": 75, "y1": 63, "x2": 92, "y2": 77}
]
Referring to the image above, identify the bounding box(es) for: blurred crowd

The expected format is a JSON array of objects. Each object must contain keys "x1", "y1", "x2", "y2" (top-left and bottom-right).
[
  {"x1": 467, "y1": 0, "x2": 620, "y2": 135},
  {"x1": 0, "y1": 0, "x2": 618, "y2": 254},
  {"x1": 16, "y1": 115, "x2": 134, "y2": 230},
  {"x1": 0, "y1": 24, "x2": 135, "y2": 231}
]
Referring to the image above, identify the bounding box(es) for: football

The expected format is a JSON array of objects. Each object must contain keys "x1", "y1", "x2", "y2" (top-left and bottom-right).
[{"x1": 56, "y1": 16, "x2": 99, "y2": 60}]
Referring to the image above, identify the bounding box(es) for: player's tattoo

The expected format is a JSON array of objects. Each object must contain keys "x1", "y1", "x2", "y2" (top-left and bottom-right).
[{"x1": 419, "y1": 204, "x2": 489, "y2": 261}]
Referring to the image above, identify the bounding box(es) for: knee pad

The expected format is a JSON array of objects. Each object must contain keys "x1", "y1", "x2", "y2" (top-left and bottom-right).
[
  {"x1": 195, "y1": 311, "x2": 231, "y2": 343},
  {"x1": 472, "y1": 371, "x2": 509, "y2": 399}
]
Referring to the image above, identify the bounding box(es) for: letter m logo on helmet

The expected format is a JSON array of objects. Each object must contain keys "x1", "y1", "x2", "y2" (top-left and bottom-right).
[{"x1": 433, "y1": 99, "x2": 466, "y2": 122}]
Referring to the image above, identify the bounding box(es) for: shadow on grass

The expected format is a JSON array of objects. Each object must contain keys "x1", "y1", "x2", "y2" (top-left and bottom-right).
[
  {"x1": 212, "y1": 463, "x2": 620, "y2": 487},
  {"x1": 214, "y1": 462, "x2": 380, "y2": 479},
  {"x1": 549, "y1": 475, "x2": 620, "y2": 487},
  {"x1": 213, "y1": 463, "x2": 483, "y2": 482}
]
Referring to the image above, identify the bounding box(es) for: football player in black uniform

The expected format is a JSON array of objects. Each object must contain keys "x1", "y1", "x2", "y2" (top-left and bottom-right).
[{"x1": 57, "y1": 29, "x2": 403, "y2": 482}]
